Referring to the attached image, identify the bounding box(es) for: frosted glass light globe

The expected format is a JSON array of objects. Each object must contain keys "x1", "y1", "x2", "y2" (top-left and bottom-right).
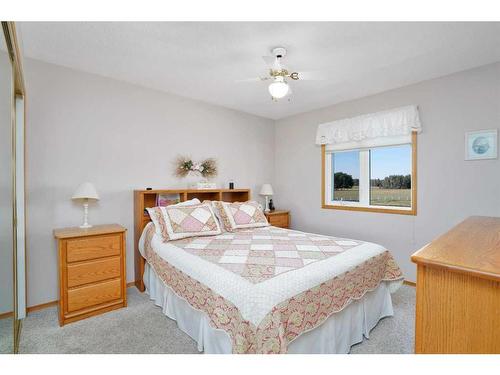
[{"x1": 268, "y1": 77, "x2": 289, "y2": 99}]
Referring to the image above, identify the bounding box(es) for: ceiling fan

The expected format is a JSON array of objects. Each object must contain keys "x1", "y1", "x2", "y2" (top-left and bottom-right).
[{"x1": 237, "y1": 47, "x2": 322, "y2": 101}]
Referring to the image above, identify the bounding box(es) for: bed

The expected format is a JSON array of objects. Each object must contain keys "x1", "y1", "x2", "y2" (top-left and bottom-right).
[{"x1": 136, "y1": 205, "x2": 403, "y2": 354}]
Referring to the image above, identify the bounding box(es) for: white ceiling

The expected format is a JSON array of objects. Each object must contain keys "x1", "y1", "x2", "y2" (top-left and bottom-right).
[{"x1": 18, "y1": 22, "x2": 500, "y2": 119}]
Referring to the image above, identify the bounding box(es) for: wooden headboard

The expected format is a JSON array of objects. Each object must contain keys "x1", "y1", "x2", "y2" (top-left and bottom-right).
[{"x1": 133, "y1": 188, "x2": 251, "y2": 291}]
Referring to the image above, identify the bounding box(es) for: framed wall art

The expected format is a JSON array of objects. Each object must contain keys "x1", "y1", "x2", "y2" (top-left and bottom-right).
[{"x1": 465, "y1": 129, "x2": 498, "y2": 160}]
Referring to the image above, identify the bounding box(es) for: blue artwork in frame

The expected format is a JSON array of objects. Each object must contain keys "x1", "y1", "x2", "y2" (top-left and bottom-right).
[{"x1": 465, "y1": 129, "x2": 498, "y2": 160}]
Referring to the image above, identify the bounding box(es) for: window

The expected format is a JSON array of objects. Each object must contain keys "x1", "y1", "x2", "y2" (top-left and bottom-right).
[
  {"x1": 322, "y1": 132, "x2": 417, "y2": 215},
  {"x1": 370, "y1": 144, "x2": 412, "y2": 208},
  {"x1": 332, "y1": 151, "x2": 359, "y2": 203}
]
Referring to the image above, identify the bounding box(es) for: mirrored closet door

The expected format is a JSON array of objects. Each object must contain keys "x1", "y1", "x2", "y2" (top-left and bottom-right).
[
  {"x1": 0, "y1": 22, "x2": 26, "y2": 354},
  {"x1": 0, "y1": 21, "x2": 14, "y2": 355}
]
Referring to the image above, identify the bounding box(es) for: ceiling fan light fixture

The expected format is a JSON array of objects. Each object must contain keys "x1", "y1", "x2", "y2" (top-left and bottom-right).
[{"x1": 268, "y1": 76, "x2": 289, "y2": 99}]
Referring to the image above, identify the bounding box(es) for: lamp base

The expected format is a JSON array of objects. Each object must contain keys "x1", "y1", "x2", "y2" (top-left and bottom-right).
[
  {"x1": 80, "y1": 201, "x2": 92, "y2": 229},
  {"x1": 264, "y1": 195, "x2": 270, "y2": 212}
]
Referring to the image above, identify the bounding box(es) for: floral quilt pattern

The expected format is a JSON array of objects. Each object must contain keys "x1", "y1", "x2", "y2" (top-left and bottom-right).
[
  {"x1": 143, "y1": 225, "x2": 403, "y2": 353},
  {"x1": 167, "y1": 226, "x2": 362, "y2": 283}
]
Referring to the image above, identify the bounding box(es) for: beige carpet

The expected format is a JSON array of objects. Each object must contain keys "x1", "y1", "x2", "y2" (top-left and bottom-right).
[
  {"x1": 0, "y1": 317, "x2": 14, "y2": 353},
  {"x1": 19, "y1": 285, "x2": 415, "y2": 354}
]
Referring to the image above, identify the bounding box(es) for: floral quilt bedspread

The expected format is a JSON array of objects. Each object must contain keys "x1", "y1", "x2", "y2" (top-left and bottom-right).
[
  {"x1": 168, "y1": 226, "x2": 363, "y2": 283},
  {"x1": 142, "y1": 224, "x2": 403, "y2": 353}
]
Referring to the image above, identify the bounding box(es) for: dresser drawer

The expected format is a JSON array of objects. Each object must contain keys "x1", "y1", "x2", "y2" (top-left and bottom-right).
[
  {"x1": 67, "y1": 257, "x2": 121, "y2": 288},
  {"x1": 67, "y1": 278, "x2": 122, "y2": 312},
  {"x1": 66, "y1": 234, "x2": 121, "y2": 263},
  {"x1": 269, "y1": 215, "x2": 288, "y2": 228}
]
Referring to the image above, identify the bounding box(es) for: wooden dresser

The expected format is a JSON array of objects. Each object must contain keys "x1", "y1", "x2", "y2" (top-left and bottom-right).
[
  {"x1": 54, "y1": 224, "x2": 127, "y2": 326},
  {"x1": 264, "y1": 210, "x2": 290, "y2": 228},
  {"x1": 411, "y1": 216, "x2": 500, "y2": 353}
]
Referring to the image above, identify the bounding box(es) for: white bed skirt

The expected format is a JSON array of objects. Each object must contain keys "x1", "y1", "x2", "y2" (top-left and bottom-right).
[{"x1": 144, "y1": 263, "x2": 394, "y2": 354}]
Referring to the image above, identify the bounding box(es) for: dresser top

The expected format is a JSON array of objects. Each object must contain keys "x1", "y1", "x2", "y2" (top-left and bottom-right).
[
  {"x1": 54, "y1": 224, "x2": 126, "y2": 239},
  {"x1": 411, "y1": 216, "x2": 500, "y2": 282}
]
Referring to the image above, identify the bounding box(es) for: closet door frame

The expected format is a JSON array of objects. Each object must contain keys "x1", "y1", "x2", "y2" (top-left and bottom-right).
[{"x1": 2, "y1": 21, "x2": 26, "y2": 354}]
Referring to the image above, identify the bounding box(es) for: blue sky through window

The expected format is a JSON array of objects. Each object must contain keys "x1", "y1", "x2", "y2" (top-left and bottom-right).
[
  {"x1": 371, "y1": 145, "x2": 411, "y2": 179},
  {"x1": 332, "y1": 145, "x2": 411, "y2": 179},
  {"x1": 332, "y1": 151, "x2": 359, "y2": 178}
]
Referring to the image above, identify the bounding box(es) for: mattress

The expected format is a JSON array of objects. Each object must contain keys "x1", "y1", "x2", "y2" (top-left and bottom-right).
[{"x1": 139, "y1": 223, "x2": 403, "y2": 353}]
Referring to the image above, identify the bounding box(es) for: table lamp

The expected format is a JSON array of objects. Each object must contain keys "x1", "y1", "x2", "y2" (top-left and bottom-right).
[
  {"x1": 72, "y1": 182, "x2": 100, "y2": 228},
  {"x1": 259, "y1": 183, "x2": 274, "y2": 212}
]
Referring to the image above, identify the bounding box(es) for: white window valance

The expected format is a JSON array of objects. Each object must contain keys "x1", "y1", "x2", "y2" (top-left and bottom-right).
[{"x1": 316, "y1": 105, "x2": 422, "y2": 151}]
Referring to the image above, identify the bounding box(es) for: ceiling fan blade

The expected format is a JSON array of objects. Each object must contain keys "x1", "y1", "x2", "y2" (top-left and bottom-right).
[
  {"x1": 235, "y1": 77, "x2": 270, "y2": 83},
  {"x1": 291, "y1": 71, "x2": 324, "y2": 81}
]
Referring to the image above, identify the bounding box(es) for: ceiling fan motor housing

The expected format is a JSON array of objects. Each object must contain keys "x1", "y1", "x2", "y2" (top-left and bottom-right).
[{"x1": 272, "y1": 47, "x2": 287, "y2": 59}]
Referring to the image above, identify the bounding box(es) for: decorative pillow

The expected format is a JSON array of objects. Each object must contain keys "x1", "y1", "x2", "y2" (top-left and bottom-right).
[
  {"x1": 202, "y1": 200, "x2": 227, "y2": 232},
  {"x1": 145, "y1": 198, "x2": 200, "y2": 230},
  {"x1": 147, "y1": 203, "x2": 221, "y2": 242},
  {"x1": 213, "y1": 200, "x2": 269, "y2": 232},
  {"x1": 176, "y1": 198, "x2": 201, "y2": 206}
]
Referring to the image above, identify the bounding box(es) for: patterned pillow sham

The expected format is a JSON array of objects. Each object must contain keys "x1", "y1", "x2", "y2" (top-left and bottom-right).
[
  {"x1": 147, "y1": 203, "x2": 221, "y2": 242},
  {"x1": 202, "y1": 200, "x2": 227, "y2": 232},
  {"x1": 145, "y1": 198, "x2": 201, "y2": 237},
  {"x1": 212, "y1": 200, "x2": 269, "y2": 232}
]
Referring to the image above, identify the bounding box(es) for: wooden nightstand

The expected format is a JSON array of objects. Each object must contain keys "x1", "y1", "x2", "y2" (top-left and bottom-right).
[
  {"x1": 265, "y1": 210, "x2": 290, "y2": 228},
  {"x1": 54, "y1": 224, "x2": 127, "y2": 326}
]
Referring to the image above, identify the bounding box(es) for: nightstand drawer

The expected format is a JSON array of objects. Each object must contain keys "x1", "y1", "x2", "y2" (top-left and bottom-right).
[
  {"x1": 269, "y1": 215, "x2": 288, "y2": 228},
  {"x1": 67, "y1": 257, "x2": 121, "y2": 288},
  {"x1": 66, "y1": 234, "x2": 121, "y2": 263},
  {"x1": 67, "y1": 278, "x2": 122, "y2": 312}
]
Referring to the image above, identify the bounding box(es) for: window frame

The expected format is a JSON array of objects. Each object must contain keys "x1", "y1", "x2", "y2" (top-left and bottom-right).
[{"x1": 321, "y1": 131, "x2": 417, "y2": 215}]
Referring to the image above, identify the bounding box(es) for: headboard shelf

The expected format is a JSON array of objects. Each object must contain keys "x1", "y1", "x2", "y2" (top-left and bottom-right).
[{"x1": 133, "y1": 188, "x2": 251, "y2": 291}]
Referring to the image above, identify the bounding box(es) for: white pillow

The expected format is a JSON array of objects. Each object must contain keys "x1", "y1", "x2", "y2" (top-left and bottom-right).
[{"x1": 173, "y1": 198, "x2": 201, "y2": 207}]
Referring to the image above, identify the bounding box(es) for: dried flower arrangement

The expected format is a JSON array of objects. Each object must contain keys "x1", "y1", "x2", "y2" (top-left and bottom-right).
[{"x1": 174, "y1": 156, "x2": 218, "y2": 179}]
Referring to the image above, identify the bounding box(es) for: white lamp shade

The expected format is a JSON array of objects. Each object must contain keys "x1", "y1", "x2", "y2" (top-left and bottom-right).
[
  {"x1": 72, "y1": 182, "x2": 100, "y2": 200},
  {"x1": 259, "y1": 183, "x2": 274, "y2": 196}
]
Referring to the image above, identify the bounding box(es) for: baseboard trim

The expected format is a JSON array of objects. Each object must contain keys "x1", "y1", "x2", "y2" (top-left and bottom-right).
[
  {"x1": 126, "y1": 281, "x2": 136, "y2": 287},
  {"x1": 403, "y1": 279, "x2": 416, "y2": 287},
  {"x1": 27, "y1": 300, "x2": 58, "y2": 313},
  {"x1": 0, "y1": 311, "x2": 14, "y2": 319}
]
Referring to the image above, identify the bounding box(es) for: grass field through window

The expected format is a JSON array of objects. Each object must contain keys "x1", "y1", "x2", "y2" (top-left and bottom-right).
[{"x1": 333, "y1": 187, "x2": 411, "y2": 207}]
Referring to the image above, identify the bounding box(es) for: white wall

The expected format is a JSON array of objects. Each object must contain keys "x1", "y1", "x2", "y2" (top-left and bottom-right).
[
  {"x1": 25, "y1": 58, "x2": 500, "y2": 306},
  {"x1": 274, "y1": 63, "x2": 500, "y2": 282},
  {"x1": 25, "y1": 59, "x2": 275, "y2": 307}
]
